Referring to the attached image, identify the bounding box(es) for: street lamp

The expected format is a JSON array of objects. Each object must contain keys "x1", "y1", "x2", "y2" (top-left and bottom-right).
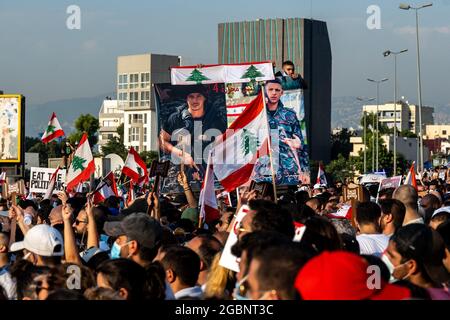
[
  {"x1": 383, "y1": 49, "x2": 408, "y2": 175},
  {"x1": 399, "y1": 2, "x2": 433, "y2": 172},
  {"x1": 367, "y1": 78, "x2": 389, "y2": 172},
  {"x1": 357, "y1": 97, "x2": 376, "y2": 173}
]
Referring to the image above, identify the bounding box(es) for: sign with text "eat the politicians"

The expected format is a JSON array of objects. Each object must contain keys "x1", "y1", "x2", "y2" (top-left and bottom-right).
[{"x1": 29, "y1": 167, "x2": 66, "y2": 194}]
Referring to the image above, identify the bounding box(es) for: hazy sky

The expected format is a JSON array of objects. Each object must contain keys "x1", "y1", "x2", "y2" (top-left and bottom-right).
[{"x1": 1, "y1": 0, "x2": 450, "y2": 106}]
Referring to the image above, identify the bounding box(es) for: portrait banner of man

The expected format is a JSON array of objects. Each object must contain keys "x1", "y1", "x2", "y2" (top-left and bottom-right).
[
  {"x1": 155, "y1": 83, "x2": 227, "y2": 193},
  {"x1": 0, "y1": 95, "x2": 24, "y2": 164}
]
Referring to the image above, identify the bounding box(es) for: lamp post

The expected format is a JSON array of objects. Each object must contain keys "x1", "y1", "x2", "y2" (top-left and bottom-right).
[
  {"x1": 383, "y1": 49, "x2": 408, "y2": 175},
  {"x1": 400, "y1": 2, "x2": 433, "y2": 172},
  {"x1": 367, "y1": 78, "x2": 389, "y2": 172},
  {"x1": 357, "y1": 97, "x2": 376, "y2": 173}
]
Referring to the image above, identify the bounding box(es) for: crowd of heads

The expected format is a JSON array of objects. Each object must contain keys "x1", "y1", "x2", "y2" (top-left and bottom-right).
[{"x1": 0, "y1": 167, "x2": 449, "y2": 301}]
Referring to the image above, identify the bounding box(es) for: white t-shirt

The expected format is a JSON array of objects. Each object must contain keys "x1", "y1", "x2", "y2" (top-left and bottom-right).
[{"x1": 356, "y1": 233, "x2": 389, "y2": 257}]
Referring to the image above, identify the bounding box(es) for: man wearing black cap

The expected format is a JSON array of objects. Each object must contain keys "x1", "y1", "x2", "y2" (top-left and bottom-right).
[
  {"x1": 104, "y1": 213, "x2": 162, "y2": 268},
  {"x1": 159, "y1": 86, "x2": 226, "y2": 169}
]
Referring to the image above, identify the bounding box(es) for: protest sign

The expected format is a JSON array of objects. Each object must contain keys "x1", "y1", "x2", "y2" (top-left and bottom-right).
[
  {"x1": 379, "y1": 176, "x2": 402, "y2": 191},
  {"x1": 29, "y1": 167, "x2": 66, "y2": 194},
  {"x1": 219, "y1": 205, "x2": 250, "y2": 272}
]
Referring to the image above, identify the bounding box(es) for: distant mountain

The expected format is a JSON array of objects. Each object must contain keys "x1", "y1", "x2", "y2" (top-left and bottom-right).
[
  {"x1": 331, "y1": 96, "x2": 450, "y2": 129},
  {"x1": 25, "y1": 93, "x2": 114, "y2": 137}
]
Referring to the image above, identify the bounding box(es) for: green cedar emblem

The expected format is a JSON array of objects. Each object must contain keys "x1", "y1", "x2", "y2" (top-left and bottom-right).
[
  {"x1": 241, "y1": 65, "x2": 265, "y2": 83},
  {"x1": 241, "y1": 129, "x2": 259, "y2": 156},
  {"x1": 186, "y1": 69, "x2": 210, "y2": 84},
  {"x1": 71, "y1": 155, "x2": 87, "y2": 172},
  {"x1": 46, "y1": 125, "x2": 56, "y2": 134}
]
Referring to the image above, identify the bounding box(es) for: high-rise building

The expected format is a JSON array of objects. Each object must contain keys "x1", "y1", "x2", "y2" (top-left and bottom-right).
[
  {"x1": 98, "y1": 98, "x2": 123, "y2": 154},
  {"x1": 363, "y1": 101, "x2": 434, "y2": 135},
  {"x1": 218, "y1": 18, "x2": 332, "y2": 163},
  {"x1": 117, "y1": 54, "x2": 180, "y2": 152}
]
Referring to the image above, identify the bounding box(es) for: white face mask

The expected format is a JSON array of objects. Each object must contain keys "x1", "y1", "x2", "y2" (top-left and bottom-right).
[{"x1": 381, "y1": 253, "x2": 409, "y2": 283}]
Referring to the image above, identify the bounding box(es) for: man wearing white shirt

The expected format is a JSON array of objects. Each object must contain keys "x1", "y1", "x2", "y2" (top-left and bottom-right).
[
  {"x1": 355, "y1": 202, "x2": 389, "y2": 257},
  {"x1": 378, "y1": 199, "x2": 406, "y2": 237}
]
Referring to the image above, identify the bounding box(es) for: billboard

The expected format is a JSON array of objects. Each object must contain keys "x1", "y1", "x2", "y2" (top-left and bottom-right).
[{"x1": 0, "y1": 95, "x2": 24, "y2": 164}]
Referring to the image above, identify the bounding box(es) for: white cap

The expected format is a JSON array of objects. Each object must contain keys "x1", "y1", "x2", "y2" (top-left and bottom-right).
[
  {"x1": 431, "y1": 207, "x2": 450, "y2": 220},
  {"x1": 313, "y1": 184, "x2": 322, "y2": 190},
  {"x1": 10, "y1": 224, "x2": 64, "y2": 257}
]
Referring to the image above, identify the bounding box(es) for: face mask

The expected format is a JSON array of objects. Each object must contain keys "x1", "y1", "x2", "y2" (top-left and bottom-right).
[
  {"x1": 110, "y1": 241, "x2": 131, "y2": 259},
  {"x1": 381, "y1": 253, "x2": 409, "y2": 283},
  {"x1": 232, "y1": 275, "x2": 250, "y2": 300}
]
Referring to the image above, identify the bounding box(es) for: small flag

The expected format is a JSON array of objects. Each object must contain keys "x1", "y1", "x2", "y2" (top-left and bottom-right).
[
  {"x1": 44, "y1": 167, "x2": 60, "y2": 200},
  {"x1": 199, "y1": 152, "x2": 221, "y2": 226},
  {"x1": 0, "y1": 171, "x2": 6, "y2": 184},
  {"x1": 316, "y1": 162, "x2": 328, "y2": 186},
  {"x1": 41, "y1": 112, "x2": 65, "y2": 144},
  {"x1": 66, "y1": 133, "x2": 95, "y2": 192},
  {"x1": 92, "y1": 172, "x2": 119, "y2": 204},
  {"x1": 122, "y1": 147, "x2": 148, "y2": 184},
  {"x1": 404, "y1": 162, "x2": 417, "y2": 190}
]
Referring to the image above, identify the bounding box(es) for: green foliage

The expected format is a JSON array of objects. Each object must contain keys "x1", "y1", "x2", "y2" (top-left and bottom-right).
[
  {"x1": 28, "y1": 140, "x2": 63, "y2": 167},
  {"x1": 101, "y1": 124, "x2": 127, "y2": 159},
  {"x1": 331, "y1": 128, "x2": 355, "y2": 160},
  {"x1": 68, "y1": 114, "x2": 99, "y2": 147},
  {"x1": 25, "y1": 137, "x2": 41, "y2": 152},
  {"x1": 326, "y1": 154, "x2": 357, "y2": 183},
  {"x1": 139, "y1": 151, "x2": 159, "y2": 167}
]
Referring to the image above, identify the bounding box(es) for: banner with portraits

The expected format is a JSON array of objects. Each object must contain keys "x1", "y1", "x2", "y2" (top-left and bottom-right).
[{"x1": 0, "y1": 95, "x2": 24, "y2": 164}]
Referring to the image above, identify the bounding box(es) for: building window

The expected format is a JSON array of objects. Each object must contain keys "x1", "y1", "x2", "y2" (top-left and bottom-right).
[
  {"x1": 130, "y1": 73, "x2": 139, "y2": 89},
  {"x1": 130, "y1": 114, "x2": 144, "y2": 124},
  {"x1": 130, "y1": 92, "x2": 139, "y2": 107},
  {"x1": 144, "y1": 127, "x2": 147, "y2": 142},
  {"x1": 102, "y1": 134, "x2": 114, "y2": 140},
  {"x1": 141, "y1": 73, "x2": 150, "y2": 88},
  {"x1": 140, "y1": 91, "x2": 150, "y2": 107},
  {"x1": 443, "y1": 130, "x2": 447, "y2": 135},
  {"x1": 129, "y1": 127, "x2": 140, "y2": 142},
  {"x1": 102, "y1": 120, "x2": 116, "y2": 127},
  {"x1": 118, "y1": 74, "x2": 128, "y2": 90}
]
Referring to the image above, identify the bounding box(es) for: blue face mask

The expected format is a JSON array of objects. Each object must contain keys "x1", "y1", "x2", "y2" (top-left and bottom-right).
[
  {"x1": 232, "y1": 276, "x2": 250, "y2": 300},
  {"x1": 110, "y1": 241, "x2": 131, "y2": 259}
]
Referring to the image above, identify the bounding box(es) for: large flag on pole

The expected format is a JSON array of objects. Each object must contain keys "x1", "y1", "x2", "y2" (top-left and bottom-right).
[
  {"x1": 92, "y1": 172, "x2": 119, "y2": 204},
  {"x1": 122, "y1": 147, "x2": 148, "y2": 183},
  {"x1": 43, "y1": 166, "x2": 60, "y2": 200},
  {"x1": 211, "y1": 92, "x2": 269, "y2": 192},
  {"x1": 66, "y1": 133, "x2": 95, "y2": 192},
  {"x1": 404, "y1": 162, "x2": 417, "y2": 190},
  {"x1": 41, "y1": 112, "x2": 65, "y2": 144},
  {"x1": 316, "y1": 162, "x2": 328, "y2": 186},
  {"x1": 199, "y1": 151, "x2": 220, "y2": 225}
]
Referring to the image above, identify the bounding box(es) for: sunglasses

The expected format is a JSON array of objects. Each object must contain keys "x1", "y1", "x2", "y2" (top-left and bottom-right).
[{"x1": 74, "y1": 219, "x2": 88, "y2": 226}]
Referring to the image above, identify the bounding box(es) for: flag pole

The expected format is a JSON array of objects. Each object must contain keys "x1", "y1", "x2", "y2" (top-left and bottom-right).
[
  {"x1": 260, "y1": 85, "x2": 278, "y2": 203},
  {"x1": 198, "y1": 150, "x2": 213, "y2": 229}
]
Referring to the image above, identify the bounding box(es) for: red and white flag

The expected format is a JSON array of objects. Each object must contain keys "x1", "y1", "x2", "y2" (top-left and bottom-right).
[
  {"x1": 43, "y1": 166, "x2": 60, "y2": 200},
  {"x1": 122, "y1": 147, "x2": 148, "y2": 184},
  {"x1": 199, "y1": 152, "x2": 221, "y2": 225},
  {"x1": 0, "y1": 171, "x2": 6, "y2": 184},
  {"x1": 66, "y1": 133, "x2": 95, "y2": 192},
  {"x1": 212, "y1": 92, "x2": 269, "y2": 192},
  {"x1": 41, "y1": 112, "x2": 65, "y2": 144},
  {"x1": 92, "y1": 172, "x2": 119, "y2": 204},
  {"x1": 404, "y1": 162, "x2": 417, "y2": 190},
  {"x1": 316, "y1": 162, "x2": 328, "y2": 186},
  {"x1": 126, "y1": 181, "x2": 135, "y2": 207}
]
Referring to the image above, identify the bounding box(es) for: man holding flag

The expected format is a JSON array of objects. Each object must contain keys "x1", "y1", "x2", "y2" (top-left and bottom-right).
[{"x1": 65, "y1": 133, "x2": 95, "y2": 192}]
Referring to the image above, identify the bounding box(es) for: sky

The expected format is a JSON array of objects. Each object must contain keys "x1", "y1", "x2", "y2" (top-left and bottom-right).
[{"x1": 1, "y1": 0, "x2": 450, "y2": 106}]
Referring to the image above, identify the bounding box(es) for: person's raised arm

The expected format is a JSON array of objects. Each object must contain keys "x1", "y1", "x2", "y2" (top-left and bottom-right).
[
  {"x1": 177, "y1": 170, "x2": 197, "y2": 208},
  {"x1": 86, "y1": 198, "x2": 99, "y2": 249},
  {"x1": 10, "y1": 205, "x2": 31, "y2": 235},
  {"x1": 62, "y1": 203, "x2": 82, "y2": 265}
]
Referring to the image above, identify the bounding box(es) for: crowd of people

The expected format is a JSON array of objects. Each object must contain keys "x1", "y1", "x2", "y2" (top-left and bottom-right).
[{"x1": 0, "y1": 165, "x2": 449, "y2": 301}]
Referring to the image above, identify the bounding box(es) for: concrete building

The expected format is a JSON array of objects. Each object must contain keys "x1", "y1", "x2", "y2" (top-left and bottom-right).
[
  {"x1": 425, "y1": 125, "x2": 450, "y2": 140},
  {"x1": 218, "y1": 18, "x2": 332, "y2": 163},
  {"x1": 98, "y1": 99, "x2": 124, "y2": 154},
  {"x1": 117, "y1": 53, "x2": 180, "y2": 152},
  {"x1": 363, "y1": 101, "x2": 434, "y2": 135}
]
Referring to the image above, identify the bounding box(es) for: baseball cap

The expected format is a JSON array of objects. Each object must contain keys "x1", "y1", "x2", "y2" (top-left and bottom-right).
[
  {"x1": 294, "y1": 251, "x2": 411, "y2": 300},
  {"x1": 10, "y1": 224, "x2": 64, "y2": 257},
  {"x1": 431, "y1": 206, "x2": 450, "y2": 220},
  {"x1": 103, "y1": 213, "x2": 162, "y2": 249}
]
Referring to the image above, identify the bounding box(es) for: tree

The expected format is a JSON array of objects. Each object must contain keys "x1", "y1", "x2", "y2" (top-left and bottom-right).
[
  {"x1": 68, "y1": 114, "x2": 99, "y2": 147},
  {"x1": 186, "y1": 69, "x2": 210, "y2": 84},
  {"x1": 241, "y1": 65, "x2": 264, "y2": 83},
  {"x1": 326, "y1": 154, "x2": 357, "y2": 184},
  {"x1": 139, "y1": 151, "x2": 159, "y2": 167},
  {"x1": 25, "y1": 136, "x2": 41, "y2": 152},
  {"x1": 331, "y1": 128, "x2": 355, "y2": 160},
  {"x1": 28, "y1": 140, "x2": 62, "y2": 167},
  {"x1": 101, "y1": 124, "x2": 127, "y2": 159}
]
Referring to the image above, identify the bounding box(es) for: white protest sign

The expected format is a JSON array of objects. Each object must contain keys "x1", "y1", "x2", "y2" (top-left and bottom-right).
[
  {"x1": 29, "y1": 167, "x2": 66, "y2": 194},
  {"x1": 219, "y1": 205, "x2": 250, "y2": 272}
]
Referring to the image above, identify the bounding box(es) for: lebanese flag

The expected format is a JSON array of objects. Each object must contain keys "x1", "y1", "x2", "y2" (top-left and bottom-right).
[
  {"x1": 293, "y1": 222, "x2": 307, "y2": 242},
  {"x1": 126, "y1": 181, "x2": 135, "y2": 207},
  {"x1": 316, "y1": 162, "x2": 328, "y2": 186},
  {"x1": 122, "y1": 147, "x2": 148, "y2": 184},
  {"x1": 0, "y1": 171, "x2": 6, "y2": 184},
  {"x1": 212, "y1": 91, "x2": 269, "y2": 192},
  {"x1": 327, "y1": 205, "x2": 353, "y2": 220},
  {"x1": 66, "y1": 133, "x2": 95, "y2": 192},
  {"x1": 199, "y1": 152, "x2": 221, "y2": 225},
  {"x1": 92, "y1": 172, "x2": 119, "y2": 204},
  {"x1": 41, "y1": 112, "x2": 65, "y2": 144},
  {"x1": 404, "y1": 162, "x2": 417, "y2": 190},
  {"x1": 44, "y1": 167, "x2": 60, "y2": 200}
]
